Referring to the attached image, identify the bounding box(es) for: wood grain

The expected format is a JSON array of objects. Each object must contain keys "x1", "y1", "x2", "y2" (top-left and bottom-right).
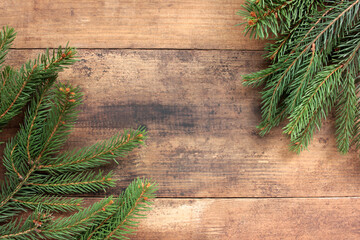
[
  {"x1": 0, "y1": 0, "x2": 264, "y2": 50},
  {"x1": 79, "y1": 197, "x2": 360, "y2": 240},
  {"x1": 2, "y1": 49, "x2": 360, "y2": 198},
  {"x1": 1, "y1": 1, "x2": 360, "y2": 237}
]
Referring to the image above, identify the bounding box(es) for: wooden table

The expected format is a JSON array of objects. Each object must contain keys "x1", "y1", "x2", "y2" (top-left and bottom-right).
[{"x1": 1, "y1": 1, "x2": 360, "y2": 239}]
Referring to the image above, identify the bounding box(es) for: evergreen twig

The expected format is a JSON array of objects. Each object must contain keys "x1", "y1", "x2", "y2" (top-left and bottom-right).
[
  {"x1": 0, "y1": 26, "x2": 156, "y2": 239},
  {"x1": 240, "y1": 0, "x2": 360, "y2": 153}
]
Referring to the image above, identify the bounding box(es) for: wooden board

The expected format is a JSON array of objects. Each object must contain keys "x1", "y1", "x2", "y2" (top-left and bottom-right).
[
  {"x1": 1, "y1": 1, "x2": 360, "y2": 236},
  {"x1": 80, "y1": 198, "x2": 360, "y2": 240},
  {"x1": 0, "y1": 0, "x2": 264, "y2": 50},
  {"x1": 2, "y1": 49, "x2": 360, "y2": 198}
]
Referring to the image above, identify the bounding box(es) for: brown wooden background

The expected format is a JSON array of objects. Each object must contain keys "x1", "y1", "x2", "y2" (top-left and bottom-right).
[{"x1": 1, "y1": 1, "x2": 360, "y2": 239}]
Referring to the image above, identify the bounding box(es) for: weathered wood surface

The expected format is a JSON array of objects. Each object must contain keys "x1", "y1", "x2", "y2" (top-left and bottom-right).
[
  {"x1": 2, "y1": 49, "x2": 360, "y2": 199},
  {"x1": 82, "y1": 198, "x2": 360, "y2": 240},
  {"x1": 1, "y1": 1, "x2": 360, "y2": 238},
  {"x1": 0, "y1": 0, "x2": 264, "y2": 50}
]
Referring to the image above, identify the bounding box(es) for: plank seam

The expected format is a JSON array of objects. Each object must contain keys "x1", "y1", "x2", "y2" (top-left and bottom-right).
[
  {"x1": 8, "y1": 48, "x2": 265, "y2": 52},
  {"x1": 71, "y1": 196, "x2": 360, "y2": 199}
]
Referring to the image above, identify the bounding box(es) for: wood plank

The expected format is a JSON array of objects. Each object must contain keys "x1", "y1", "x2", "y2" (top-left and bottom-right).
[
  {"x1": 81, "y1": 197, "x2": 360, "y2": 240},
  {"x1": 2, "y1": 49, "x2": 360, "y2": 198},
  {"x1": 0, "y1": 0, "x2": 264, "y2": 50}
]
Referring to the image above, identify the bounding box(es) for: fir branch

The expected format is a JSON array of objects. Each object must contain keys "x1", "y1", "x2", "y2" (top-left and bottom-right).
[
  {"x1": 11, "y1": 195, "x2": 82, "y2": 213},
  {"x1": 33, "y1": 84, "x2": 82, "y2": 163},
  {"x1": 0, "y1": 225, "x2": 39, "y2": 239},
  {"x1": 266, "y1": 29, "x2": 293, "y2": 61},
  {"x1": 0, "y1": 26, "x2": 16, "y2": 69},
  {"x1": 335, "y1": 76, "x2": 357, "y2": 154},
  {"x1": 0, "y1": 44, "x2": 77, "y2": 128},
  {"x1": 238, "y1": 0, "x2": 324, "y2": 39},
  {"x1": 25, "y1": 81, "x2": 53, "y2": 165},
  {"x1": 0, "y1": 175, "x2": 27, "y2": 223},
  {"x1": 0, "y1": 64, "x2": 37, "y2": 119},
  {"x1": 257, "y1": 106, "x2": 287, "y2": 136},
  {"x1": 0, "y1": 165, "x2": 37, "y2": 210},
  {"x1": 285, "y1": 65, "x2": 342, "y2": 152},
  {"x1": 25, "y1": 171, "x2": 116, "y2": 195},
  {"x1": 40, "y1": 198, "x2": 116, "y2": 239},
  {"x1": 0, "y1": 210, "x2": 51, "y2": 239},
  {"x1": 286, "y1": 17, "x2": 360, "y2": 151},
  {"x1": 10, "y1": 143, "x2": 23, "y2": 179},
  {"x1": 39, "y1": 128, "x2": 146, "y2": 172},
  {"x1": 352, "y1": 85, "x2": 360, "y2": 149},
  {"x1": 2, "y1": 80, "x2": 54, "y2": 179},
  {"x1": 241, "y1": 0, "x2": 360, "y2": 153},
  {"x1": 262, "y1": 1, "x2": 357, "y2": 126},
  {"x1": 0, "y1": 27, "x2": 155, "y2": 239},
  {"x1": 81, "y1": 178, "x2": 157, "y2": 240},
  {"x1": 0, "y1": 81, "x2": 148, "y2": 223},
  {"x1": 284, "y1": 44, "x2": 318, "y2": 112},
  {"x1": 0, "y1": 84, "x2": 81, "y2": 215},
  {"x1": 336, "y1": 24, "x2": 360, "y2": 152},
  {"x1": 243, "y1": 67, "x2": 275, "y2": 87},
  {"x1": 263, "y1": 1, "x2": 359, "y2": 121}
]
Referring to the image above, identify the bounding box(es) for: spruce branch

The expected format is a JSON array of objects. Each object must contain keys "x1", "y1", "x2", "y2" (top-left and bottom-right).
[
  {"x1": 0, "y1": 26, "x2": 16, "y2": 70},
  {"x1": 1, "y1": 179, "x2": 156, "y2": 240},
  {"x1": 0, "y1": 211, "x2": 50, "y2": 240},
  {"x1": 0, "y1": 199, "x2": 113, "y2": 240},
  {"x1": 39, "y1": 128, "x2": 146, "y2": 173},
  {"x1": 11, "y1": 195, "x2": 83, "y2": 213},
  {"x1": 40, "y1": 198, "x2": 116, "y2": 239},
  {"x1": 32, "y1": 83, "x2": 83, "y2": 163},
  {"x1": 0, "y1": 83, "x2": 149, "y2": 224},
  {"x1": 285, "y1": 65, "x2": 342, "y2": 152},
  {"x1": 335, "y1": 75, "x2": 357, "y2": 153},
  {"x1": 352, "y1": 85, "x2": 360, "y2": 149},
  {"x1": 0, "y1": 177, "x2": 26, "y2": 223},
  {"x1": 0, "y1": 26, "x2": 155, "y2": 239},
  {"x1": 0, "y1": 84, "x2": 82, "y2": 220},
  {"x1": 25, "y1": 171, "x2": 116, "y2": 195},
  {"x1": 81, "y1": 178, "x2": 157, "y2": 240},
  {"x1": 240, "y1": 0, "x2": 360, "y2": 153},
  {"x1": 261, "y1": 1, "x2": 358, "y2": 129},
  {"x1": 237, "y1": 0, "x2": 324, "y2": 39},
  {"x1": 0, "y1": 29, "x2": 77, "y2": 129}
]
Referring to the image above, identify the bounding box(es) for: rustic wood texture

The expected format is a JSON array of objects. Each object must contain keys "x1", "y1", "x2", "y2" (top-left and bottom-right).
[
  {"x1": 1, "y1": 1, "x2": 360, "y2": 239},
  {"x1": 85, "y1": 198, "x2": 360, "y2": 239},
  {"x1": 2, "y1": 49, "x2": 360, "y2": 199},
  {"x1": 0, "y1": 0, "x2": 264, "y2": 50}
]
